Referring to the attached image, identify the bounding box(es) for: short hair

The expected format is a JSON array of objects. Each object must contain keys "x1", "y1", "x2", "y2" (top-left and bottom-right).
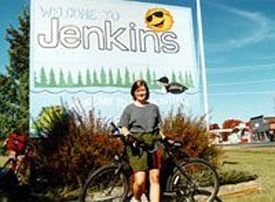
[{"x1": 130, "y1": 79, "x2": 150, "y2": 100}]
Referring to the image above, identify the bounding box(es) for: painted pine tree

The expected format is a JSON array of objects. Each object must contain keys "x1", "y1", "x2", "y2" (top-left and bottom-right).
[
  {"x1": 59, "y1": 69, "x2": 66, "y2": 87},
  {"x1": 77, "y1": 71, "x2": 83, "y2": 87},
  {"x1": 93, "y1": 70, "x2": 99, "y2": 86},
  {"x1": 139, "y1": 71, "x2": 144, "y2": 80},
  {"x1": 132, "y1": 72, "x2": 136, "y2": 84},
  {"x1": 185, "y1": 71, "x2": 189, "y2": 87},
  {"x1": 49, "y1": 68, "x2": 57, "y2": 87},
  {"x1": 124, "y1": 67, "x2": 131, "y2": 87},
  {"x1": 188, "y1": 72, "x2": 194, "y2": 88},
  {"x1": 151, "y1": 71, "x2": 158, "y2": 89},
  {"x1": 86, "y1": 69, "x2": 92, "y2": 86},
  {"x1": 179, "y1": 71, "x2": 184, "y2": 84},
  {"x1": 108, "y1": 69, "x2": 114, "y2": 86},
  {"x1": 39, "y1": 67, "x2": 47, "y2": 87},
  {"x1": 171, "y1": 71, "x2": 176, "y2": 83},
  {"x1": 67, "y1": 71, "x2": 74, "y2": 87},
  {"x1": 116, "y1": 69, "x2": 122, "y2": 86},
  {"x1": 146, "y1": 67, "x2": 152, "y2": 86},
  {"x1": 100, "y1": 67, "x2": 106, "y2": 86},
  {"x1": 34, "y1": 72, "x2": 39, "y2": 87}
]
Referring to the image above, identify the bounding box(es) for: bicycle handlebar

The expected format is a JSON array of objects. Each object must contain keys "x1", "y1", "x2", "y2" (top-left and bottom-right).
[{"x1": 109, "y1": 122, "x2": 183, "y2": 153}]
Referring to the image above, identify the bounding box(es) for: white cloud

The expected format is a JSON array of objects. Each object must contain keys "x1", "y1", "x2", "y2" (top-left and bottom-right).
[{"x1": 209, "y1": 4, "x2": 275, "y2": 51}]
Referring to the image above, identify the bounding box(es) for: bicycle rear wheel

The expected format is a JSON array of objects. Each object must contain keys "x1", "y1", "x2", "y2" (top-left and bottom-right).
[
  {"x1": 81, "y1": 165, "x2": 129, "y2": 202},
  {"x1": 166, "y1": 158, "x2": 219, "y2": 202}
]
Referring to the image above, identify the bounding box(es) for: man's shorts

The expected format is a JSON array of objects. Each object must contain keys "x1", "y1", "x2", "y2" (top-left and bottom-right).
[{"x1": 126, "y1": 132, "x2": 166, "y2": 171}]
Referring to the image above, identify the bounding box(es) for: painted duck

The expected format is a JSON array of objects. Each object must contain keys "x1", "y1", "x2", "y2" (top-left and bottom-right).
[{"x1": 157, "y1": 76, "x2": 188, "y2": 94}]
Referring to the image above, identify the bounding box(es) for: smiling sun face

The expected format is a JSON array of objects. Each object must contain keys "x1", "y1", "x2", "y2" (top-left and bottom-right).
[{"x1": 145, "y1": 8, "x2": 174, "y2": 32}]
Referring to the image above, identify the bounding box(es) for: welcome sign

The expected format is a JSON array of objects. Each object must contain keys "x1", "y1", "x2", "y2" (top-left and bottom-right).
[{"x1": 30, "y1": 0, "x2": 201, "y2": 128}]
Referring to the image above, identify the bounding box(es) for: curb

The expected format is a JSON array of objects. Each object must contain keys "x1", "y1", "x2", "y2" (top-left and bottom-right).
[{"x1": 218, "y1": 179, "x2": 261, "y2": 199}]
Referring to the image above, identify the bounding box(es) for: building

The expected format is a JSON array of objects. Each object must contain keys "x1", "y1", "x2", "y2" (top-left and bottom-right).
[
  {"x1": 210, "y1": 123, "x2": 252, "y2": 144},
  {"x1": 250, "y1": 115, "x2": 275, "y2": 142}
]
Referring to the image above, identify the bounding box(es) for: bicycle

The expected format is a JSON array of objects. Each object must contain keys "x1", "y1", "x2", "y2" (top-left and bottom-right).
[{"x1": 81, "y1": 123, "x2": 220, "y2": 202}]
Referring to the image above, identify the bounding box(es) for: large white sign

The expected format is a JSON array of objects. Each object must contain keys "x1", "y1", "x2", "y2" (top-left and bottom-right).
[{"x1": 30, "y1": 0, "x2": 201, "y2": 127}]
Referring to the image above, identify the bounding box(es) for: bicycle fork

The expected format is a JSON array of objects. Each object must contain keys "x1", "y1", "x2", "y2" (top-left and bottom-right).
[
  {"x1": 105, "y1": 163, "x2": 125, "y2": 196},
  {"x1": 169, "y1": 163, "x2": 197, "y2": 200}
]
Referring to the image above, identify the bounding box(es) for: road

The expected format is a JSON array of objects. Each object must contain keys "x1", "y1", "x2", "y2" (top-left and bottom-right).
[{"x1": 215, "y1": 141, "x2": 275, "y2": 150}]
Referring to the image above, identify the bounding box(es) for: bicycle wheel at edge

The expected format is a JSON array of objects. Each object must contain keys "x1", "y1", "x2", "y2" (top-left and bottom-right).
[
  {"x1": 3, "y1": 158, "x2": 16, "y2": 172},
  {"x1": 81, "y1": 165, "x2": 130, "y2": 202},
  {"x1": 16, "y1": 157, "x2": 31, "y2": 184},
  {"x1": 166, "y1": 158, "x2": 220, "y2": 202}
]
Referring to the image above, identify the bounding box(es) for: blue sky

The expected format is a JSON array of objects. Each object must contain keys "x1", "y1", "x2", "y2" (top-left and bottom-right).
[{"x1": 1, "y1": 0, "x2": 275, "y2": 125}]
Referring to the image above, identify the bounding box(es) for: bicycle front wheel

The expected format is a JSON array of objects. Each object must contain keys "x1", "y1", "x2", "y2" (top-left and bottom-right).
[
  {"x1": 166, "y1": 158, "x2": 220, "y2": 202},
  {"x1": 81, "y1": 165, "x2": 129, "y2": 202}
]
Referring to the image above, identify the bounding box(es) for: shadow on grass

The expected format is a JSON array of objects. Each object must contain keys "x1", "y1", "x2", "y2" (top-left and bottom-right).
[
  {"x1": 0, "y1": 168, "x2": 54, "y2": 202},
  {"x1": 0, "y1": 185, "x2": 53, "y2": 202},
  {"x1": 219, "y1": 169, "x2": 258, "y2": 186},
  {"x1": 221, "y1": 161, "x2": 239, "y2": 165}
]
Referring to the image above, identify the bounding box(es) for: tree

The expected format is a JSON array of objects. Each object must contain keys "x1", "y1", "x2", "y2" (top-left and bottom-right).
[
  {"x1": 0, "y1": 8, "x2": 29, "y2": 137},
  {"x1": 0, "y1": 75, "x2": 16, "y2": 137},
  {"x1": 222, "y1": 119, "x2": 242, "y2": 129},
  {"x1": 221, "y1": 119, "x2": 243, "y2": 141},
  {"x1": 209, "y1": 123, "x2": 220, "y2": 130}
]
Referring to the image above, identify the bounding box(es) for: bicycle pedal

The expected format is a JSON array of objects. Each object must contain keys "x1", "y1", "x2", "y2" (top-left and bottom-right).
[{"x1": 162, "y1": 191, "x2": 177, "y2": 198}]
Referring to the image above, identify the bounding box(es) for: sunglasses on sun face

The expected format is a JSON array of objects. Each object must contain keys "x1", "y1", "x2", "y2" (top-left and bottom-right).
[{"x1": 146, "y1": 11, "x2": 164, "y2": 22}]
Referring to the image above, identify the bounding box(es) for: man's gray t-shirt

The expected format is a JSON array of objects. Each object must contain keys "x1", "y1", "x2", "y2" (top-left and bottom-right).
[{"x1": 119, "y1": 103, "x2": 161, "y2": 133}]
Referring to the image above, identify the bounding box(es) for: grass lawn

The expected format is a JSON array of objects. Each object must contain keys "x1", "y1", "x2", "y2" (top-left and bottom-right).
[
  {"x1": 219, "y1": 146, "x2": 275, "y2": 202},
  {"x1": 1, "y1": 145, "x2": 275, "y2": 201}
]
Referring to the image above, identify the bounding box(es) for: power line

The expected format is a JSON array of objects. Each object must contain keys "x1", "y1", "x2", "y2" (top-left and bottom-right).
[
  {"x1": 209, "y1": 90, "x2": 275, "y2": 96},
  {"x1": 206, "y1": 63, "x2": 275, "y2": 74},
  {"x1": 208, "y1": 78, "x2": 275, "y2": 87}
]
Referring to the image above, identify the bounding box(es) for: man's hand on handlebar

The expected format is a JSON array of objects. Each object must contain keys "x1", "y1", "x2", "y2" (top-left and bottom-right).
[
  {"x1": 125, "y1": 134, "x2": 138, "y2": 147},
  {"x1": 161, "y1": 135, "x2": 174, "y2": 145}
]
